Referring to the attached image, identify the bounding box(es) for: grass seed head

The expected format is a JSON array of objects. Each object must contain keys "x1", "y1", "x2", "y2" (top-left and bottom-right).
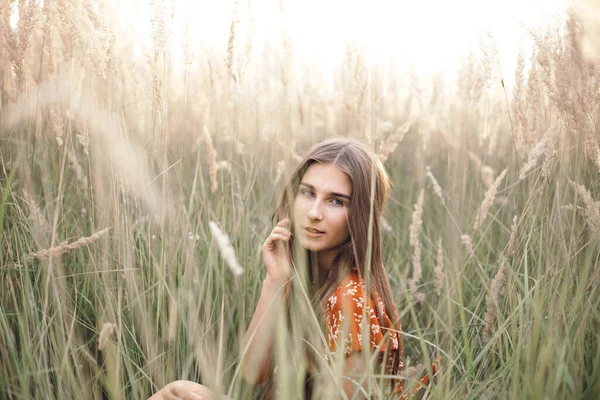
[
  {"x1": 98, "y1": 323, "x2": 118, "y2": 351},
  {"x1": 473, "y1": 168, "x2": 508, "y2": 234},
  {"x1": 208, "y1": 221, "x2": 243, "y2": 276}
]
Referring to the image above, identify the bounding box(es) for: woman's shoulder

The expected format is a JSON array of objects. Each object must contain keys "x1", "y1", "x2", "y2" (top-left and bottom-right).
[
  {"x1": 327, "y1": 268, "x2": 389, "y2": 316},
  {"x1": 337, "y1": 268, "x2": 363, "y2": 292},
  {"x1": 327, "y1": 268, "x2": 367, "y2": 307}
]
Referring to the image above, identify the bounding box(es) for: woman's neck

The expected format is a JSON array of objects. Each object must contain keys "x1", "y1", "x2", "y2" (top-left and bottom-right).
[{"x1": 312, "y1": 250, "x2": 339, "y2": 284}]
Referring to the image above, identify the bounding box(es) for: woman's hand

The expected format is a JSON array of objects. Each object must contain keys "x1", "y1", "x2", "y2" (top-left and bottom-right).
[
  {"x1": 147, "y1": 380, "x2": 233, "y2": 400},
  {"x1": 261, "y1": 218, "x2": 293, "y2": 285}
]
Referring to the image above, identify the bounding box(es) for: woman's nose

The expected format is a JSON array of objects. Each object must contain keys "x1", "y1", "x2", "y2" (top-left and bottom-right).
[{"x1": 307, "y1": 200, "x2": 323, "y2": 221}]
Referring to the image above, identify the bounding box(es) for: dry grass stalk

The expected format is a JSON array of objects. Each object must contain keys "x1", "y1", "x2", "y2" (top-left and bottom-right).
[
  {"x1": 570, "y1": 180, "x2": 600, "y2": 239},
  {"x1": 153, "y1": 72, "x2": 162, "y2": 115},
  {"x1": 519, "y1": 132, "x2": 549, "y2": 180},
  {"x1": 57, "y1": 0, "x2": 80, "y2": 61},
  {"x1": 542, "y1": 129, "x2": 558, "y2": 177},
  {"x1": 67, "y1": 148, "x2": 89, "y2": 192},
  {"x1": 150, "y1": 0, "x2": 169, "y2": 55},
  {"x1": 168, "y1": 297, "x2": 178, "y2": 343},
  {"x1": 408, "y1": 189, "x2": 425, "y2": 303},
  {"x1": 50, "y1": 105, "x2": 64, "y2": 146},
  {"x1": 181, "y1": 20, "x2": 194, "y2": 79},
  {"x1": 203, "y1": 125, "x2": 218, "y2": 193},
  {"x1": 22, "y1": 189, "x2": 49, "y2": 234},
  {"x1": 576, "y1": 0, "x2": 600, "y2": 61},
  {"x1": 377, "y1": 118, "x2": 414, "y2": 163},
  {"x1": 461, "y1": 234, "x2": 475, "y2": 257},
  {"x1": 473, "y1": 168, "x2": 508, "y2": 234},
  {"x1": 273, "y1": 160, "x2": 285, "y2": 185},
  {"x1": 74, "y1": 116, "x2": 90, "y2": 157},
  {"x1": 380, "y1": 216, "x2": 393, "y2": 233},
  {"x1": 226, "y1": 0, "x2": 239, "y2": 82},
  {"x1": 584, "y1": 131, "x2": 600, "y2": 173},
  {"x1": 468, "y1": 152, "x2": 495, "y2": 188},
  {"x1": 23, "y1": 227, "x2": 110, "y2": 261},
  {"x1": 401, "y1": 363, "x2": 424, "y2": 379},
  {"x1": 481, "y1": 165, "x2": 495, "y2": 189},
  {"x1": 98, "y1": 322, "x2": 118, "y2": 351},
  {"x1": 208, "y1": 221, "x2": 243, "y2": 276},
  {"x1": 483, "y1": 258, "x2": 508, "y2": 342},
  {"x1": 14, "y1": 0, "x2": 37, "y2": 92},
  {"x1": 215, "y1": 160, "x2": 231, "y2": 172},
  {"x1": 434, "y1": 238, "x2": 444, "y2": 297},
  {"x1": 426, "y1": 166, "x2": 445, "y2": 205},
  {"x1": 506, "y1": 216, "x2": 518, "y2": 257}
]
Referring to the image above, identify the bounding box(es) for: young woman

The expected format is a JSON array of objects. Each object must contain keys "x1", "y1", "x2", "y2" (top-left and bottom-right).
[{"x1": 150, "y1": 138, "x2": 440, "y2": 399}]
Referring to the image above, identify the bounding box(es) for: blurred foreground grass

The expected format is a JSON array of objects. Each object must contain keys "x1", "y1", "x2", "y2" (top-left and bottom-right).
[{"x1": 1, "y1": 1, "x2": 599, "y2": 399}]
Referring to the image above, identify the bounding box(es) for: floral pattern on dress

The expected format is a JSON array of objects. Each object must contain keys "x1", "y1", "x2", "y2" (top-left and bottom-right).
[
  {"x1": 326, "y1": 270, "x2": 399, "y2": 357},
  {"x1": 324, "y1": 269, "x2": 441, "y2": 397}
]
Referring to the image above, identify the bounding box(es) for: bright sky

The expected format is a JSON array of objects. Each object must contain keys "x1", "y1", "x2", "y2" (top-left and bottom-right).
[
  {"x1": 127, "y1": 0, "x2": 567, "y2": 82},
  {"x1": 11, "y1": 0, "x2": 568, "y2": 84}
]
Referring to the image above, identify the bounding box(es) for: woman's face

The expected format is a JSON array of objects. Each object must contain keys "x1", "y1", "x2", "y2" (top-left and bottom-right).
[{"x1": 293, "y1": 162, "x2": 352, "y2": 253}]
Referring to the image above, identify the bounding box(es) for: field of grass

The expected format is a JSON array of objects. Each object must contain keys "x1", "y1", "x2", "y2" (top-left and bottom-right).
[{"x1": 1, "y1": 1, "x2": 599, "y2": 399}]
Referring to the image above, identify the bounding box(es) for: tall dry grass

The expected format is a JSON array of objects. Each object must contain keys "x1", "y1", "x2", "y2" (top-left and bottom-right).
[{"x1": 0, "y1": 1, "x2": 599, "y2": 399}]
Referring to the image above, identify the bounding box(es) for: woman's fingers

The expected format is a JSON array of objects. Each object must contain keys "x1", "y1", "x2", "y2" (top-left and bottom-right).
[
  {"x1": 276, "y1": 218, "x2": 291, "y2": 228},
  {"x1": 150, "y1": 381, "x2": 234, "y2": 400},
  {"x1": 267, "y1": 233, "x2": 290, "y2": 244},
  {"x1": 163, "y1": 381, "x2": 214, "y2": 400},
  {"x1": 271, "y1": 226, "x2": 292, "y2": 238}
]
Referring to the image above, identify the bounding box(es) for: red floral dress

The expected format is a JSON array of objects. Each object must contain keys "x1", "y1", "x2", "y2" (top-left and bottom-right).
[{"x1": 325, "y1": 269, "x2": 441, "y2": 398}]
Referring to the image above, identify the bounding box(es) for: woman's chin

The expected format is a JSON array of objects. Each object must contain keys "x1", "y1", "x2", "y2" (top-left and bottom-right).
[{"x1": 297, "y1": 238, "x2": 323, "y2": 251}]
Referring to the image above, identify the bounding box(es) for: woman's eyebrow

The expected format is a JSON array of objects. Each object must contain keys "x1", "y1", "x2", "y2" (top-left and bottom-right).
[{"x1": 299, "y1": 182, "x2": 352, "y2": 201}]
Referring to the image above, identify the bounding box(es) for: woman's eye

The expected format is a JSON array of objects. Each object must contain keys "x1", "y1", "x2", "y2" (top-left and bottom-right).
[{"x1": 301, "y1": 190, "x2": 344, "y2": 207}]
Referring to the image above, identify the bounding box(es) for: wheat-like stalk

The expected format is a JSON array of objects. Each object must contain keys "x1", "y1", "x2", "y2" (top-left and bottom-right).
[
  {"x1": 208, "y1": 221, "x2": 243, "y2": 276},
  {"x1": 542, "y1": 129, "x2": 558, "y2": 177},
  {"x1": 408, "y1": 189, "x2": 425, "y2": 303},
  {"x1": 67, "y1": 148, "x2": 89, "y2": 193},
  {"x1": 72, "y1": 112, "x2": 90, "y2": 157},
  {"x1": 380, "y1": 216, "x2": 393, "y2": 233},
  {"x1": 203, "y1": 125, "x2": 218, "y2": 193},
  {"x1": 461, "y1": 234, "x2": 475, "y2": 257},
  {"x1": 506, "y1": 216, "x2": 518, "y2": 257},
  {"x1": 150, "y1": 0, "x2": 169, "y2": 55},
  {"x1": 23, "y1": 227, "x2": 110, "y2": 261},
  {"x1": 433, "y1": 238, "x2": 444, "y2": 297},
  {"x1": 273, "y1": 160, "x2": 285, "y2": 185},
  {"x1": 584, "y1": 131, "x2": 600, "y2": 173},
  {"x1": 519, "y1": 134, "x2": 549, "y2": 180},
  {"x1": 98, "y1": 322, "x2": 118, "y2": 351},
  {"x1": 570, "y1": 180, "x2": 600, "y2": 239},
  {"x1": 481, "y1": 165, "x2": 495, "y2": 189},
  {"x1": 577, "y1": 0, "x2": 600, "y2": 61},
  {"x1": 473, "y1": 168, "x2": 508, "y2": 234},
  {"x1": 22, "y1": 189, "x2": 49, "y2": 234},
  {"x1": 468, "y1": 152, "x2": 495, "y2": 188},
  {"x1": 215, "y1": 160, "x2": 231, "y2": 172},
  {"x1": 14, "y1": 0, "x2": 36, "y2": 92},
  {"x1": 50, "y1": 105, "x2": 64, "y2": 146},
  {"x1": 226, "y1": 1, "x2": 239, "y2": 83},
  {"x1": 426, "y1": 166, "x2": 445, "y2": 205},
  {"x1": 377, "y1": 118, "x2": 414, "y2": 163},
  {"x1": 483, "y1": 258, "x2": 508, "y2": 342},
  {"x1": 168, "y1": 297, "x2": 178, "y2": 343}
]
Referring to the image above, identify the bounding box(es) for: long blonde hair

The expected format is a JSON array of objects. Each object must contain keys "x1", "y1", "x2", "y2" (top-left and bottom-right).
[{"x1": 262, "y1": 138, "x2": 401, "y2": 398}]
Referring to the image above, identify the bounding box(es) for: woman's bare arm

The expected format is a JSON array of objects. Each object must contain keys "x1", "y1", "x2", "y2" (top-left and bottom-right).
[
  {"x1": 341, "y1": 352, "x2": 370, "y2": 399},
  {"x1": 240, "y1": 277, "x2": 287, "y2": 385},
  {"x1": 241, "y1": 218, "x2": 293, "y2": 384}
]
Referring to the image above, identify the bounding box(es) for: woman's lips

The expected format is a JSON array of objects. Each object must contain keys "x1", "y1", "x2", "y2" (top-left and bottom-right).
[{"x1": 304, "y1": 227, "x2": 325, "y2": 237}]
